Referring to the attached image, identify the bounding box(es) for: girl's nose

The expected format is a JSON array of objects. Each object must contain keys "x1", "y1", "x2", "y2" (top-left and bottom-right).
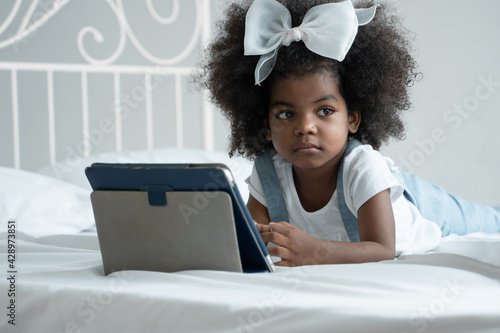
[{"x1": 294, "y1": 114, "x2": 317, "y2": 135}]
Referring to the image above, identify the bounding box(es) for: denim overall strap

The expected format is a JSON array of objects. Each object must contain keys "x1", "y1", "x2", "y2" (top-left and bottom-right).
[
  {"x1": 337, "y1": 139, "x2": 363, "y2": 242},
  {"x1": 254, "y1": 149, "x2": 290, "y2": 222}
]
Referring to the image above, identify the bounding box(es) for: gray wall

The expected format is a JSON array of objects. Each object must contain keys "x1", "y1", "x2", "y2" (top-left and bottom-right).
[{"x1": 379, "y1": 0, "x2": 500, "y2": 206}]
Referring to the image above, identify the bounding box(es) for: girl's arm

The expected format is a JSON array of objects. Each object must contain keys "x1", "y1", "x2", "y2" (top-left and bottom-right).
[
  {"x1": 252, "y1": 189, "x2": 395, "y2": 266},
  {"x1": 247, "y1": 194, "x2": 271, "y2": 225}
]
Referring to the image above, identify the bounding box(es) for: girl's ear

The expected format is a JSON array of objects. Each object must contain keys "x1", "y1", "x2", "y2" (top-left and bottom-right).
[{"x1": 348, "y1": 110, "x2": 361, "y2": 134}]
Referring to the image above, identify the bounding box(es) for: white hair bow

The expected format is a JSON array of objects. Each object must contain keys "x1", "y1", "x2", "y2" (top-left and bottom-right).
[{"x1": 244, "y1": 0, "x2": 378, "y2": 85}]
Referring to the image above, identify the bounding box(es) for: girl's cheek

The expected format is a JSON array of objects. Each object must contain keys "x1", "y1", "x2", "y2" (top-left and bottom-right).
[{"x1": 270, "y1": 120, "x2": 288, "y2": 134}]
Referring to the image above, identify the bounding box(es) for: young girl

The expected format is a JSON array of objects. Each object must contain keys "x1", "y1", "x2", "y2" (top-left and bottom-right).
[{"x1": 194, "y1": 0, "x2": 500, "y2": 266}]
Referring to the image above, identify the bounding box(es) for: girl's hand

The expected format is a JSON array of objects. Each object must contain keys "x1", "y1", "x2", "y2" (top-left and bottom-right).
[{"x1": 257, "y1": 222, "x2": 331, "y2": 267}]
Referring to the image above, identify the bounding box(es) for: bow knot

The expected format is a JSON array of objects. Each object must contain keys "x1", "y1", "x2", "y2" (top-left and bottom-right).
[
  {"x1": 286, "y1": 28, "x2": 304, "y2": 44},
  {"x1": 244, "y1": 0, "x2": 378, "y2": 85}
]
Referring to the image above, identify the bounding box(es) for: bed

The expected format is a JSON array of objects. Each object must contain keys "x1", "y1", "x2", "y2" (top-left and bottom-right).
[
  {"x1": 1, "y1": 1, "x2": 500, "y2": 332},
  {"x1": 1, "y1": 148, "x2": 500, "y2": 333}
]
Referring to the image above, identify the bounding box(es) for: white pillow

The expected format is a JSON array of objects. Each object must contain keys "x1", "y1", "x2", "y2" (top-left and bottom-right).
[
  {"x1": 0, "y1": 166, "x2": 94, "y2": 237},
  {"x1": 37, "y1": 148, "x2": 254, "y2": 202}
]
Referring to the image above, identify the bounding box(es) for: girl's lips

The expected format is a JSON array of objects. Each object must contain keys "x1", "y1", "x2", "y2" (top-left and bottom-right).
[{"x1": 294, "y1": 143, "x2": 320, "y2": 152}]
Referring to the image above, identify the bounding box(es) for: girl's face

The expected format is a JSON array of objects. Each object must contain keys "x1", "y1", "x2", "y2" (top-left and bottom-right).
[{"x1": 265, "y1": 70, "x2": 360, "y2": 171}]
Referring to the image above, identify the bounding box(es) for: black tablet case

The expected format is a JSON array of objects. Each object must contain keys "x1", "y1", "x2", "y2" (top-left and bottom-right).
[{"x1": 85, "y1": 163, "x2": 274, "y2": 274}]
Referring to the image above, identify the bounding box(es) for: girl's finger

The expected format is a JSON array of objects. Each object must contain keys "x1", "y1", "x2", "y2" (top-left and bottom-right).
[
  {"x1": 267, "y1": 245, "x2": 290, "y2": 260},
  {"x1": 270, "y1": 221, "x2": 293, "y2": 228},
  {"x1": 268, "y1": 223, "x2": 292, "y2": 236},
  {"x1": 256, "y1": 223, "x2": 272, "y2": 233},
  {"x1": 270, "y1": 222, "x2": 297, "y2": 232},
  {"x1": 261, "y1": 231, "x2": 291, "y2": 248},
  {"x1": 273, "y1": 259, "x2": 293, "y2": 267}
]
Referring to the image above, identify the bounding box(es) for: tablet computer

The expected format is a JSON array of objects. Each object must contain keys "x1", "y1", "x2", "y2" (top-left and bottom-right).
[{"x1": 85, "y1": 163, "x2": 275, "y2": 274}]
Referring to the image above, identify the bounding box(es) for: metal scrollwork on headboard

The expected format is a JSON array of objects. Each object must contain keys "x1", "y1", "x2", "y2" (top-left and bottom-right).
[
  {"x1": 1, "y1": 0, "x2": 205, "y2": 65},
  {"x1": 0, "y1": 0, "x2": 214, "y2": 171},
  {"x1": 77, "y1": 0, "x2": 203, "y2": 65},
  {"x1": 0, "y1": 0, "x2": 69, "y2": 50}
]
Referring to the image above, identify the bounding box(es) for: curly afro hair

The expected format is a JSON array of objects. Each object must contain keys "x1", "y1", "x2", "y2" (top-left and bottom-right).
[{"x1": 193, "y1": 0, "x2": 420, "y2": 158}]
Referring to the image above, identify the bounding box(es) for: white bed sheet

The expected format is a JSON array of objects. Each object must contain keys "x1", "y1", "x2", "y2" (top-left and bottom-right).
[{"x1": 1, "y1": 231, "x2": 499, "y2": 333}]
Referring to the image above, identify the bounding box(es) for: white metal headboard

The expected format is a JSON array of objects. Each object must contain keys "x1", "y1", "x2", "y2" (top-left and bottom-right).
[{"x1": 0, "y1": 0, "x2": 216, "y2": 171}]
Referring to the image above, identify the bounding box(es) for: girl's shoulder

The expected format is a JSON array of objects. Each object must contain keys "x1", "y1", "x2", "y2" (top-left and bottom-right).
[
  {"x1": 343, "y1": 143, "x2": 404, "y2": 211},
  {"x1": 344, "y1": 143, "x2": 399, "y2": 181},
  {"x1": 344, "y1": 143, "x2": 386, "y2": 165}
]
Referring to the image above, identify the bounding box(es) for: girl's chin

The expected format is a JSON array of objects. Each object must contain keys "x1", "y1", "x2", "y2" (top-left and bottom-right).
[{"x1": 289, "y1": 158, "x2": 332, "y2": 170}]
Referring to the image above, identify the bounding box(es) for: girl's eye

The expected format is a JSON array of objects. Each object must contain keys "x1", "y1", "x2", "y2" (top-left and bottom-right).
[
  {"x1": 317, "y1": 108, "x2": 334, "y2": 116},
  {"x1": 276, "y1": 111, "x2": 294, "y2": 119}
]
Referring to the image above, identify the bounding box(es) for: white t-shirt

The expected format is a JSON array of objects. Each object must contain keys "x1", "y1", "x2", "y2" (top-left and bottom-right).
[{"x1": 246, "y1": 144, "x2": 442, "y2": 256}]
